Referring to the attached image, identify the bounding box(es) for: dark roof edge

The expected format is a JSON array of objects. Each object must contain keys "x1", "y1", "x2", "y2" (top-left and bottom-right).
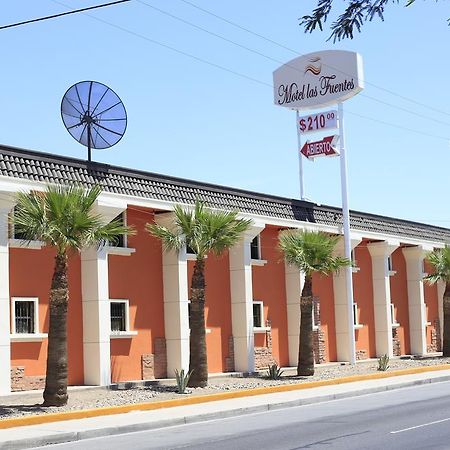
[
  {"x1": 0, "y1": 143, "x2": 316, "y2": 207},
  {"x1": 1, "y1": 143, "x2": 449, "y2": 236}
]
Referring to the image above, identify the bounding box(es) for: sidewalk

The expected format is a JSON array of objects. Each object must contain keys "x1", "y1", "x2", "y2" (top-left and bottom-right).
[{"x1": 1, "y1": 367, "x2": 450, "y2": 450}]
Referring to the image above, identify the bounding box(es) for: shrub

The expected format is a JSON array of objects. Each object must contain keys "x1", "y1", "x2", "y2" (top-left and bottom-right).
[
  {"x1": 266, "y1": 364, "x2": 284, "y2": 380},
  {"x1": 377, "y1": 354, "x2": 390, "y2": 371},
  {"x1": 174, "y1": 369, "x2": 193, "y2": 394}
]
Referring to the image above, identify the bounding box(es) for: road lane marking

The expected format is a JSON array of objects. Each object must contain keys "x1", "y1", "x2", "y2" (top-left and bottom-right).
[{"x1": 391, "y1": 417, "x2": 450, "y2": 434}]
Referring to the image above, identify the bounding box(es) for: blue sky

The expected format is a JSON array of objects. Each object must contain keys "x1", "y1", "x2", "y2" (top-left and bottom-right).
[{"x1": 2, "y1": 1, "x2": 449, "y2": 227}]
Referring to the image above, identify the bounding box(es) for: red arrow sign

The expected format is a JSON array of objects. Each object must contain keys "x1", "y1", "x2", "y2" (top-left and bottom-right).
[{"x1": 300, "y1": 135, "x2": 340, "y2": 160}]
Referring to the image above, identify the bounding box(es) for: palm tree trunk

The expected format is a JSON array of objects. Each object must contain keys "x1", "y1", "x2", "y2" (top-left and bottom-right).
[
  {"x1": 298, "y1": 274, "x2": 314, "y2": 376},
  {"x1": 43, "y1": 252, "x2": 69, "y2": 407},
  {"x1": 443, "y1": 282, "x2": 450, "y2": 357},
  {"x1": 188, "y1": 258, "x2": 208, "y2": 387}
]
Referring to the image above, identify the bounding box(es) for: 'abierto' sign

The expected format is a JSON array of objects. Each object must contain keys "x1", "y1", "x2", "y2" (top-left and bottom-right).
[{"x1": 273, "y1": 50, "x2": 364, "y2": 110}]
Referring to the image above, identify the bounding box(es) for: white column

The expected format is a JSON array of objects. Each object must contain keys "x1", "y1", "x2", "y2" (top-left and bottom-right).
[
  {"x1": 403, "y1": 245, "x2": 432, "y2": 356},
  {"x1": 81, "y1": 201, "x2": 126, "y2": 386},
  {"x1": 0, "y1": 197, "x2": 14, "y2": 394},
  {"x1": 229, "y1": 223, "x2": 264, "y2": 373},
  {"x1": 332, "y1": 237, "x2": 361, "y2": 362},
  {"x1": 284, "y1": 263, "x2": 304, "y2": 366},
  {"x1": 156, "y1": 213, "x2": 189, "y2": 377},
  {"x1": 81, "y1": 247, "x2": 111, "y2": 386},
  {"x1": 368, "y1": 241, "x2": 399, "y2": 357}
]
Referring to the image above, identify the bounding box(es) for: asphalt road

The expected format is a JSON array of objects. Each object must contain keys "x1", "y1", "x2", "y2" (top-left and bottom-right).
[{"x1": 31, "y1": 381, "x2": 450, "y2": 450}]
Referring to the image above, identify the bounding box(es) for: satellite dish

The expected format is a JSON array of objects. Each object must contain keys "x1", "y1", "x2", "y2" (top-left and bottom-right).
[{"x1": 61, "y1": 81, "x2": 127, "y2": 161}]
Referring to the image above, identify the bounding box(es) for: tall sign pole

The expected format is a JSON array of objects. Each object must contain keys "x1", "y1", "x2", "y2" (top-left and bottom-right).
[
  {"x1": 338, "y1": 101, "x2": 357, "y2": 365},
  {"x1": 296, "y1": 110, "x2": 305, "y2": 200},
  {"x1": 273, "y1": 50, "x2": 364, "y2": 365}
]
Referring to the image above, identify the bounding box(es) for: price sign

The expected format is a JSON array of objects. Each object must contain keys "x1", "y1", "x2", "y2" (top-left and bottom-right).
[{"x1": 298, "y1": 110, "x2": 338, "y2": 135}]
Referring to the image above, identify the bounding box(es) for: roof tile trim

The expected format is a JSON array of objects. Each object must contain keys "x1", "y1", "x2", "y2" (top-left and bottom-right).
[{"x1": 0, "y1": 144, "x2": 449, "y2": 243}]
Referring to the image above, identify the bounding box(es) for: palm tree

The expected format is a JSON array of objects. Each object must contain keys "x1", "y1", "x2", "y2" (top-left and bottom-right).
[
  {"x1": 12, "y1": 184, "x2": 133, "y2": 406},
  {"x1": 279, "y1": 230, "x2": 350, "y2": 376},
  {"x1": 425, "y1": 246, "x2": 450, "y2": 356},
  {"x1": 146, "y1": 200, "x2": 251, "y2": 387}
]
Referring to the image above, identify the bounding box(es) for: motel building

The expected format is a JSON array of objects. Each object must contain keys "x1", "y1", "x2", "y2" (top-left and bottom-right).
[{"x1": 0, "y1": 144, "x2": 449, "y2": 394}]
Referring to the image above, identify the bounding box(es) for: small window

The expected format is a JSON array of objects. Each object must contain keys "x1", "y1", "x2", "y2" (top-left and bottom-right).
[
  {"x1": 253, "y1": 301, "x2": 264, "y2": 328},
  {"x1": 188, "y1": 302, "x2": 192, "y2": 329},
  {"x1": 312, "y1": 300, "x2": 319, "y2": 331},
  {"x1": 351, "y1": 249, "x2": 357, "y2": 267},
  {"x1": 110, "y1": 300, "x2": 129, "y2": 332},
  {"x1": 353, "y1": 303, "x2": 361, "y2": 327},
  {"x1": 250, "y1": 235, "x2": 261, "y2": 260},
  {"x1": 12, "y1": 298, "x2": 39, "y2": 334},
  {"x1": 390, "y1": 303, "x2": 400, "y2": 327},
  {"x1": 387, "y1": 255, "x2": 393, "y2": 272},
  {"x1": 110, "y1": 212, "x2": 127, "y2": 248},
  {"x1": 9, "y1": 207, "x2": 28, "y2": 240},
  {"x1": 186, "y1": 244, "x2": 196, "y2": 255}
]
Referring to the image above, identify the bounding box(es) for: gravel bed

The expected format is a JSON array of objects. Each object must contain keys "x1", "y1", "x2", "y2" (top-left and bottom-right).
[{"x1": 1, "y1": 357, "x2": 450, "y2": 419}]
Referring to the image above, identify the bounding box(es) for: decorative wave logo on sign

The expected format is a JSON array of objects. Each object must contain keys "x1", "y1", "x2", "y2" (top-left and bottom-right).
[
  {"x1": 304, "y1": 57, "x2": 322, "y2": 76},
  {"x1": 273, "y1": 50, "x2": 364, "y2": 110}
]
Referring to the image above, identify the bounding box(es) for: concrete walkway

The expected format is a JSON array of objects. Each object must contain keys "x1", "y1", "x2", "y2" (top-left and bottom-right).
[{"x1": 1, "y1": 369, "x2": 450, "y2": 450}]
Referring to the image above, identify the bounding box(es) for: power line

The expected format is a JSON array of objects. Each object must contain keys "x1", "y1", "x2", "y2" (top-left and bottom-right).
[
  {"x1": 178, "y1": 0, "x2": 450, "y2": 120},
  {"x1": 137, "y1": 0, "x2": 450, "y2": 129},
  {"x1": 0, "y1": 0, "x2": 131, "y2": 31},
  {"x1": 50, "y1": 0, "x2": 269, "y2": 88},
  {"x1": 50, "y1": 0, "x2": 450, "y2": 143}
]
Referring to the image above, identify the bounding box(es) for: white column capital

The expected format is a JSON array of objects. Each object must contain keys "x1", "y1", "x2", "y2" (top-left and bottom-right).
[
  {"x1": 154, "y1": 211, "x2": 176, "y2": 228},
  {"x1": 333, "y1": 236, "x2": 362, "y2": 256},
  {"x1": 93, "y1": 198, "x2": 127, "y2": 223},
  {"x1": 0, "y1": 193, "x2": 16, "y2": 211},
  {"x1": 402, "y1": 244, "x2": 434, "y2": 262},
  {"x1": 242, "y1": 222, "x2": 265, "y2": 243},
  {"x1": 367, "y1": 240, "x2": 400, "y2": 258}
]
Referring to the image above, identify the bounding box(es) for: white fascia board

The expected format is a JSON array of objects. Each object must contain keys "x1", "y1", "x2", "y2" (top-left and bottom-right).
[
  {"x1": 0, "y1": 175, "x2": 44, "y2": 194},
  {"x1": 350, "y1": 229, "x2": 445, "y2": 249},
  {"x1": 1, "y1": 176, "x2": 446, "y2": 248}
]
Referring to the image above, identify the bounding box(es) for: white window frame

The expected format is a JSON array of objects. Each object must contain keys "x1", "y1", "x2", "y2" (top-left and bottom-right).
[
  {"x1": 253, "y1": 300, "x2": 270, "y2": 333},
  {"x1": 312, "y1": 301, "x2": 319, "y2": 331},
  {"x1": 387, "y1": 255, "x2": 396, "y2": 276},
  {"x1": 106, "y1": 211, "x2": 136, "y2": 256},
  {"x1": 8, "y1": 208, "x2": 44, "y2": 250},
  {"x1": 250, "y1": 235, "x2": 267, "y2": 266},
  {"x1": 110, "y1": 299, "x2": 137, "y2": 339},
  {"x1": 353, "y1": 302, "x2": 363, "y2": 329},
  {"x1": 10, "y1": 297, "x2": 47, "y2": 342},
  {"x1": 351, "y1": 249, "x2": 360, "y2": 273},
  {"x1": 390, "y1": 303, "x2": 400, "y2": 328},
  {"x1": 424, "y1": 303, "x2": 432, "y2": 327}
]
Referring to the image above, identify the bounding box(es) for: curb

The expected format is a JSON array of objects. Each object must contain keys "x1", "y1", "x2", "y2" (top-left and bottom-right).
[
  {"x1": 1, "y1": 364, "x2": 449, "y2": 431},
  {"x1": 2, "y1": 372, "x2": 450, "y2": 450}
]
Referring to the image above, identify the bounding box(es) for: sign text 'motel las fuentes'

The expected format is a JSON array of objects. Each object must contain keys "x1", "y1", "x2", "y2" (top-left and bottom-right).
[
  {"x1": 300, "y1": 135, "x2": 340, "y2": 160},
  {"x1": 273, "y1": 50, "x2": 364, "y2": 110}
]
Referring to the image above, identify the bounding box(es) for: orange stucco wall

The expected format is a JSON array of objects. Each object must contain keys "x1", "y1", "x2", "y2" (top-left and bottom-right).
[
  {"x1": 352, "y1": 242, "x2": 376, "y2": 358},
  {"x1": 312, "y1": 272, "x2": 336, "y2": 362},
  {"x1": 187, "y1": 251, "x2": 232, "y2": 374},
  {"x1": 424, "y1": 260, "x2": 439, "y2": 348},
  {"x1": 252, "y1": 227, "x2": 289, "y2": 367},
  {"x1": 10, "y1": 246, "x2": 84, "y2": 385},
  {"x1": 389, "y1": 249, "x2": 410, "y2": 355},
  {"x1": 109, "y1": 207, "x2": 165, "y2": 382}
]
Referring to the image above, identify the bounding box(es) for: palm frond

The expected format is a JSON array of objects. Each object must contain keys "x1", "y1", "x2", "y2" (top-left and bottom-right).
[
  {"x1": 12, "y1": 184, "x2": 134, "y2": 254},
  {"x1": 146, "y1": 223, "x2": 183, "y2": 252},
  {"x1": 279, "y1": 230, "x2": 350, "y2": 276},
  {"x1": 146, "y1": 200, "x2": 251, "y2": 259},
  {"x1": 425, "y1": 246, "x2": 450, "y2": 284}
]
